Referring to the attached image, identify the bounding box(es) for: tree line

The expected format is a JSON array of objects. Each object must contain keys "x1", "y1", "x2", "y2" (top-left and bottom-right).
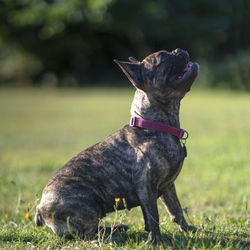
[{"x1": 0, "y1": 0, "x2": 249, "y2": 89}]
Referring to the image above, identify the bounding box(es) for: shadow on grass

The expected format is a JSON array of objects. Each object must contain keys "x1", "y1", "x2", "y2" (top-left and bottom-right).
[
  {"x1": 1, "y1": 227, "x2": 249, "y2": 249},
  {"x1": 110, "y1": 229, "x2": 250, "y2": 249},
  {"x1": 171, "y1": 230, "x2": 249, "y2": 249}
]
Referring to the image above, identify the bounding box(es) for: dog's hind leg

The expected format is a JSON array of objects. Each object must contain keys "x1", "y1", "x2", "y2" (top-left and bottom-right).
[
  {"x1": 42, "y1": 208, "x2": 100, "y2": 239},
  {"x1": 160, "y1": 184, "x2": 196, "y2": 232},
  {"x1": 36, "y1": 190, "x2": 103, "y2": 239}
]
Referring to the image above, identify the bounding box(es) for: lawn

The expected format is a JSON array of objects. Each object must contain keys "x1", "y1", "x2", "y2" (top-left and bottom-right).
[{"x1": 0, "y1": 87, "x2": 249, "y2": 249}]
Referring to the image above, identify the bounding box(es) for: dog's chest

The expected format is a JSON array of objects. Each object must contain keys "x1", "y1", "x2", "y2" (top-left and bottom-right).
[
  {"x1": 133, "y1": 132, "x2": 185, "y2": 182},
  {"x1": 144, "y1": 133, "x2": 184, "y2": 166}
]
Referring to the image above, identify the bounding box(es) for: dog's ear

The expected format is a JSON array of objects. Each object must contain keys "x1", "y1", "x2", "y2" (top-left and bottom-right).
[
  {"x1": 114, "y1": 60, "x2": 143, "y2": 89},
  {"x1": 128, "y1": 57, "x2": 140, "y2": 63}
]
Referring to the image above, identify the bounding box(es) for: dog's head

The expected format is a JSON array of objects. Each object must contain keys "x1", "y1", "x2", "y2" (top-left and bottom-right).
[{"x1": 114, "y1": 49, "x2": 199, "y2": 101}]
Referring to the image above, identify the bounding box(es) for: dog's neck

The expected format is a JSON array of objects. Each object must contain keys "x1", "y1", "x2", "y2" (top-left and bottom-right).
[{"x1": 130, "y1": 89, "x2": 181, "y2": 129}]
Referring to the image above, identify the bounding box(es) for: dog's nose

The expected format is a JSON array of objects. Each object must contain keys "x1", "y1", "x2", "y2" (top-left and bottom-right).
[
  {"x1": 173, "y1": 48, "x2": 190, "y2": 60},
  {"x1": 174, "y1": 48, "x2": 182, "y2": 54}
]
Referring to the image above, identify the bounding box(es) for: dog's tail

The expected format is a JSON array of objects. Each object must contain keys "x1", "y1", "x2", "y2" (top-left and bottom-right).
[{"x1": 34, "y1": 207, "x2": 45, "y2": 226}]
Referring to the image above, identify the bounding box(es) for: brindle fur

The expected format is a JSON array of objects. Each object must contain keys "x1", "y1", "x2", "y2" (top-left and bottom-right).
[{"x1": 35, "y1": 49, "x2": 199, "y2": 243}]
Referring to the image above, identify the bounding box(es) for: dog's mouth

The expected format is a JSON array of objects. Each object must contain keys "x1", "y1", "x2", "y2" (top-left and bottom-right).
[
  {"x1": 173, "y1": 61, "x2": 199, "y2": 83},
  {"x1": 169, "y1": 50, "x2": 199, "y2": 88}
]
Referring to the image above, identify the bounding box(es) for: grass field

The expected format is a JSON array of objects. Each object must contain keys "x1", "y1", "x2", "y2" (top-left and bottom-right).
[{"x1": 0, "y1": 87, "x2": 249, "y2": 249}]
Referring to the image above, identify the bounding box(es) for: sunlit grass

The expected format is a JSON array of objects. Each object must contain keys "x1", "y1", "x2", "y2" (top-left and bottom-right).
[{"x1": 0, "y1": 87, "x2": 249, "y2": 249}]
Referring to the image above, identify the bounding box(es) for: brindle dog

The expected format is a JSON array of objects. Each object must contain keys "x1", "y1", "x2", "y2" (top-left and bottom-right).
[{"x1": 35, "y1": 48, "x2": 199, "y2": 244}]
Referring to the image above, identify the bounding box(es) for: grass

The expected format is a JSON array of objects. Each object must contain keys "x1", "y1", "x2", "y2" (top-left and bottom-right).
[{"x1": 0, "y1": 87, "x2": 249, "y2": 249}]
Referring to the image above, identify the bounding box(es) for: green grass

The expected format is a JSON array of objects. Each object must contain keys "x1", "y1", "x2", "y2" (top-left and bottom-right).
[{"x1": 0, "y1": 87, "x2": 249, "y2": 249}]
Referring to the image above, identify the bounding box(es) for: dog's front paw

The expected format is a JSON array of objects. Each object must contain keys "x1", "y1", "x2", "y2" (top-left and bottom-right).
[
  {"x1": 187, "y1": 225, "x2": 197, "y2": 232},
  {"x1": 178, "y1": 224, "x2": 197, "y2": 233},
  {"x1": 148, "y1": 231, "x2": 171, "y2": 246}
]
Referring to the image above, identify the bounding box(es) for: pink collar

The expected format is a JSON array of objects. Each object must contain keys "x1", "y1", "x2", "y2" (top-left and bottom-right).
[{"x1": 130, "y1": 117, "x2": 188, "y2": 140}]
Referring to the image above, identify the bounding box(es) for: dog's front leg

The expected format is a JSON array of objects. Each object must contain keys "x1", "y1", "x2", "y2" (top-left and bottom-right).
[
  {"x1": 140, "y1": 205, "x2": 151, "y2": 232},
  {"x1": 137, "y1": 187, "x2": 162, "y2": 244},
  {"x1": 160, "y1": 184, "x2": 196, "y2": 232}
]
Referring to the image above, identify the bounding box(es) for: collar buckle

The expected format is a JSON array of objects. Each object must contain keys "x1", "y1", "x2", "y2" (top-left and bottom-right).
[
  {"x1": 179, "y1": 129, "x2": 189, "y2": 140},
  {"x1": 180, "y1": 130, "x2": 189, "y2": 146}
]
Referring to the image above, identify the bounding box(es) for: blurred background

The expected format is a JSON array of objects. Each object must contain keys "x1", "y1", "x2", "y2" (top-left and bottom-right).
[
  {"x1": 0, "y1": 1, "x2": 250, "y2": 248},
  {"x1": 0, "y1": 0, "x2": 250, "y2": 90}
]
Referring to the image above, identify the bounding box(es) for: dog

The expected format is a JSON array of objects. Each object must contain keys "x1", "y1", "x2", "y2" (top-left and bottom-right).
[{"x1": 35, "y1": 48, "x2": 199, "y2": 244}]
